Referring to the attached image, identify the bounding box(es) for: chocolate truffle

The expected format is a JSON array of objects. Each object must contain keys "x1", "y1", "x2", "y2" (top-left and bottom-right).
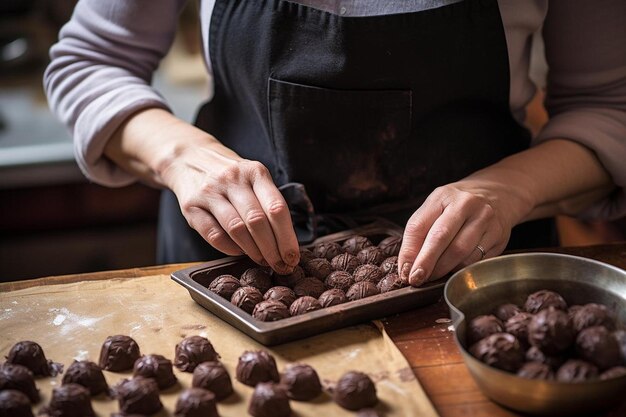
[
  {"x1": 272, "y1": 265, "x2": 305, "y2": 288},
  {"x1": 62, "y1": 360, "x2": 109, "y2": 396},
  {"x1": 469, "y1": 333, "x2": 524, "y2": 372},
  {"x1": 346, "y1": 281, "x2": 380, "y2": 301},
  {"x1": 572, "y1": 303, "x2": 615, "y2": 333},
  {"x1": 357, "y1": 409, "x2": 382, "y2": 417},
  {"x1": 133, "y1": 354, "x2": 178, "y2": 389},
  {"x1": 377, "y1": 272, "x2": 404, "y2": 293},
  {"x1": 174, "y1": 335, "x2": 219, "y2": 372},
  {"x1": 240, "y1": 268, "x2": 273, "y2": 294},
  {"x1": 527, "y1": 307, "x2": 574, "y2": 355},
  {"x1": 231, "y1": 286, "x2": 264, "y2": 314},
  {"x1": 353, "y1": 264, "x2": 384, "y2": 284},
  {"x1": 208, "y1": 274, "x2": 241, "y2": 299},
  {"x1": 263, "y1": 286, "x2": 297, "y2": 307},
  {"x1": 303, "y1": 258, "x2": 333, "y2": 280},
  {"x1": 192, "y1": 361, "x2": 233, "y2": 401},
  {"x1": 253, "y1": 300, "x2": 291, "y2": 321},
  {"x1": 524, "y1": 290, "x2": 567, "y2": 313},
  {"x1": 516, "y1": 362, "x2": 554, "y2": 380},
  {"x1": 0, "y1": 390, "x2": 33, "y2": 417},
  {"x1": 494, "y1": 303, "x2": 522, "y2": 322},
  {"x1": 44, "y1": 383, "x2": 95, "y2": 417},
  {"x1": 331, "y1": 253, "x2": 361, "y2": 273},
  {"x1": 568, "y1": 304, "x2": 583, "y2": 320},
  {"x1": 114, "y1": 377, "x2": 163, "y2": 415},
  {"x1": 333, "y1": 371, "x2": 378, "y2": 411},
  {"x1": 600, "y1": 366, "x2": 626, "y2": 380},
  {"x1": 356, "y1": 246, "x2": 385, "y2": 266},
  {"x1": 380, "y1": 256, "x2": 398, "y2": 275},
  {"x1": 99, "y1": 335, "x2": 141, "y2": 372},
  {"x1": 0, "y1": 363, "x2": 39, "y2": 403},
  {"x1": 467, "y1": 315, "x2": 504, "y2": 345},
  {"x1": 342, "y1": 236, "x2": 373, "y2": 255},
  {"x1": 319, "y1": 289, "x2": 348, "y2": 307},
  {"x1": 298, "y1": 248, "x2": 315, "y2": 265},
  {"x1": 293, "y1": 277, "x2": 326, "y2": 298},
  {"x1": 174, "y1": 388, "x2": 219, "y2": 417},
  {"x1": 324, "y1": 270, "x2": 354, "y2": 292},
  {"x1": 556, "y1": 360, "x2": 598, "y2": 382},
  {"x1": 289, "y1": 296, "x2": 322, "y2": 316},
  {"x1": 378, "y1": 236, "x2": 402, "y2": 257},
  {"x1": 248, "y1": 382, "x2": 291, "y2": 417},
  {"x1": 280, "y1": 363, "x2": 322, "y2": 401},
  {"x1": 236, "y1": 351, "x2": 280, "y2": 387},
  {"x1": 575, "y1": 326, "x2": 622, "y2": 370},
  {"x1": 6, "y1": 341, "x2": 61, "y2": 377},
  {"x1": 312, "y1": 242, "x2": 343, "y2": 260},
  {"x1": 615, "y1": 329, "x2": 626, "y2": 361},
  {"x1": 504, "y1": 312, "x2": 534, "y2": 347},
  {"x1": 525, "y1": 346, "x2": 566, "y2": 370}
]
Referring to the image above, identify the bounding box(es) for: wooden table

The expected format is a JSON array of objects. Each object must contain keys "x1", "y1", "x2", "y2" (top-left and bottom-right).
[{"x1": 4, "y1": 243, "x2": 626, "y2": 416}]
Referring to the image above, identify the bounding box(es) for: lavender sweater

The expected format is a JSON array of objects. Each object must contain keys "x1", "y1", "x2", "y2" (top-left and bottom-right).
[{"x1": 44, "y1": 0, "x2": 626, "y2": 220}]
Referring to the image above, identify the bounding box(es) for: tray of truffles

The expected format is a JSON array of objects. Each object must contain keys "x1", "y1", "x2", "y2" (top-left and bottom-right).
[{"x1": 171, "y1": 220, "x2": 445, "y2": 345}]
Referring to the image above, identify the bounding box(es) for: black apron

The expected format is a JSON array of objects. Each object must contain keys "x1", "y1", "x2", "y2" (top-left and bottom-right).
[{"x1": 157, "y1": 0, "x2": 557, "y2": 264}]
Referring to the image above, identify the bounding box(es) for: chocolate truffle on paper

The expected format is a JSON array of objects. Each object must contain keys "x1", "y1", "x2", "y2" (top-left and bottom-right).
[
  {"x1": 303, "y1": 258, "x2": 333, "y2": 280},
  {"x1": 378, "y1": 236, "x2": 402, "y2": 257},
  {"x1": 469, "y1": 333, "x2": 524, "y2": 372},
  {"x1": 6, "y1": 340, "x2": 62, "y2": 377},
  {"x1": 346, "y1": 281, "x2": 380, "y2": 301},
  {"x1": 248, "y1": 382, "x2": 291, "y2": 417},
  {"x1": 272, "y1": 265, "x2": 305, "y2": 288},
  {"x1": 289, "y1": 296, "x2": 322, "y2": 316},
  {"x1": 524, "y1": 290, "x2": 567, "y2": 313},
  {"x1": 494, "y1": 303, "x2": 522, "y2": 322},
  {"x1": 504, "y1": 312, "x2": 534, "y2": 347},
  {"x1": 208, "y1": 275, "x2": 241, "y2": 299},
  {"x1": 44, "y1": 383, "x2": 95, "y2": 417},
  {"x1": 0, "y1": 390, "x2": 33, "y2": 417},
  {"x1": 280, "y1": 363, "x2": 322, "y2": 401},
  {"x1": 325, "y1": 270, "x2": 354, "y2": 292},
  {"x1": 253, "y1": 300, "x2": 291, "y2": 321},
  {"x1": 174, "y1": 388, "x2": 219, "y2": 417},
  {"x1": 333, "y1": 371, "x2": 378, "y2": 411},
  {"x1": 240, "y1": 268, "x2": 273, "y2": 294},
  {"x1": 527, "y1": 307, "x2": 574, "y2": 355},
  {"x1": 62, "y1": 360, "x2": 109, "y2": 396},
  {"x1": 331, "y1": 253, "x2": 361, "y2": 273},
  {"x1": 556, "y1": 359, "x2": 598, "y2": 382},
  {"x1": 312, "y1": 241, "x2": 343, "y2": 260},
  {"x1": 294, "y1": 277, "x2": 326, "y2": 298},
  {"x1": 575, "y1": 326, "x2": 622, "y2": 370},
  {"x1": 516, "y1": 362, "x2": 554, "y2": 380},
  {"x1": 600, "y1": 366, "x2": 626, "y2": 380},
  {"x1": 318, "y1": 289, "x2": 348, "y2": 307},
  {"x1": 572, "y1": 303, "x2": 615, "y2": 332},
  {"x1": 174, "y1": 335, "x2": 219, "y2": 372},
  {"x1": 236, "y1": 351, "x2": 280, "y2": 387},
  {"x1": 263, "y1": 286, "x2": 297, "y2": 307},
  {"x1": 353, "y1": 264, "x2": 384, "y2": 284},
  {"x1": 377, "y1": 272, "x2": 404, "y2": 293},
  {"x1": 231, "y1": 286, "x2": 264, "y2": 314},
  {"x1": 99, "y1": 335, "x2": 141, "y2": 372},
  {"x1": 192, "y1": 361, "x2": 233, "y2": 401},
  {"x1": 467, "y1": 315, "x2": 504, "y2": 345},
  {"x1": 342, "y1": 235, "x2": 373, "y2": 255},
  {"x1": 0, "y1": 363, "x2": 40, "y2": 403},
  {"x1": 114, "y1": 377, "x2": 163, "y2": 415},
  {"x1": 379, "y1": 256, "x2": 398, "y2": 275},
  {"x1": 133, "y1": 354, "x2": 178, "y2": 389}
]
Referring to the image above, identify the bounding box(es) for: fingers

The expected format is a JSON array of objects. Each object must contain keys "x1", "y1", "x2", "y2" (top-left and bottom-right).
[
  {"x1": 185, "y1": 207, "x2": 243, "y2": 256},
  {"x1": 398, "y1": 202, "x2": 440, "y2": 286}
]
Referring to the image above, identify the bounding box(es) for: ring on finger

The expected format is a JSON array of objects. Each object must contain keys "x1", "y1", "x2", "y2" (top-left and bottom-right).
[{"x1": 474, "y1": 244, "x2": 486, "y2": 260}]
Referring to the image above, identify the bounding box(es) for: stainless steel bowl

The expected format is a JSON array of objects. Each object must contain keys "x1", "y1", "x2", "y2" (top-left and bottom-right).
[{"x1": 444, "y1": 252, "x2": 626, "y2": 416}]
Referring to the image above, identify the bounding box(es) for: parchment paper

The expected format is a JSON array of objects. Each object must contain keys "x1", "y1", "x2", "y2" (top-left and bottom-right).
[{"x1": 0, "y1": 274, "x2": 437, "y2": 417}]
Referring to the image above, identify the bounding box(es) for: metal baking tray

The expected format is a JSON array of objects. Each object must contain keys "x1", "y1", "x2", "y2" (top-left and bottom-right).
[{"x1": 171, "y1": 220, "x2": 445, "y2": 345}]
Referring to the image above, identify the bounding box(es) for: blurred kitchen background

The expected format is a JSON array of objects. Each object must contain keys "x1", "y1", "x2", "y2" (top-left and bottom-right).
[{"x1": 0, "y1": 1, "x2": 624, "y2": 282}]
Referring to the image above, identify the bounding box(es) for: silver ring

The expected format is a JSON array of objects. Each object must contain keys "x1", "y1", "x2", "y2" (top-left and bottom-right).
[{"x1": 475, "y1": 244, "x2": 486, "y2": 260}]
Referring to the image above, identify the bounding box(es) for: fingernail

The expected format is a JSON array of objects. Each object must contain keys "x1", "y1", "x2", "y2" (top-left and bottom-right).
[
  {"x1": 409, "y1": 267, "x2": 426, "y2": 286},
  {"x1": 400, "y1": 263, "x2": 412, "y2": 281},
  {"x1": 284, "y1": 250, "x2": 299, "y2": 266},
  {"x1": 275, "y1": 260, "x2": 294, "y2": 274}
]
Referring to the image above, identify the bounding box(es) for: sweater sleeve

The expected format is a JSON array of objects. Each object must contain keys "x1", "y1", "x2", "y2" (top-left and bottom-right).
[
  {"x1": 535, "y1": 0, "x2": 626, "y2": 220},
  {"x1": 44, "y1": 0, "x2": 188, "y2": 187}
]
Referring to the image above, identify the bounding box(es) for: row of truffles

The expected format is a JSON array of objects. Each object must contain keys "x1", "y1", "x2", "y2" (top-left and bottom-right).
[
  {"x1": 1, "y1": 335, "x2": 381, "y2": 417},
  {"x1": 467, "y1": 290, "x2": 626, "y2": 382},
  {"x1": 209, "y1": 235, "x2": 406, "y2": 321}
]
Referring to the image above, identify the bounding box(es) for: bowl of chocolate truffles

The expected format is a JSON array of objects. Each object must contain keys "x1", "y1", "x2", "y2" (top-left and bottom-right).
[{"x1": 444, "y1": 252, "x2": 626, "y2": 416}]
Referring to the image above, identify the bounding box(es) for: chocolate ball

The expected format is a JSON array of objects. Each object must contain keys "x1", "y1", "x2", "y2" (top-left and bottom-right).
[
  {"x1": 99, "y1": 335, "x2": 141, "y2": 372},
  {"x1": 114, "y1": 377, "x2": 163, "y2": 415},
  {"x1": 572, "y1": 303, "x2": 615, "y2": 333},
  {"x1": 240, "y1": 268, "x2": 273, "y2": 294},
  {"x1": 353, "y1": 264, "x2": 384, "y2": 284},
  {"x1": 303, "y1": 258, "x2": 333, "y2": 280},
  {"x1": 293, "y1": 277, "x2": 326, "y2": 298},
  {"x1": 248, "y1": 382, "x2": 291, "y2": 417},
  {"x1": 467, "y1": 315, "x2": 504, "y2": 345},
  {"x1": 356, "y1": 246, "x2": 385, "y2": 266},
  {"x1": 289, "y1": 296, "x2": 322, "y2": 316},
  {"x1": 319, "y1": 289, "x2": 348, "y2": 307},
  {"x1": 379, "y1": 256, "x2": 398, "y2": 275},
  {"x1": 298, "y1": 248, "x2": 315, "y2": 265},
  {"x1": 504, "y1": 312, "x2": 534, "y2": 347},
  {"x1": 346, "y1": 281, "x2": 380, "y2": 301},
  {"x1": 174, "y1": 388, "x2": 218, "y2": 417},
  {"x1": 524, "y1": 290, "x2": 567, "y2": 314},
  {"x1": 231, "y1": 286, "x2": 264, "y2": 314},
  {"x1": 568, "y1": 304, "x2": 583, "y2": 320},
  {"x1": 378, "y1": 236, "x2": 402, "y2": 257},
  {"x1": 264, "y1": 286, "x2": 297, "y2": 307},
  {"x1": 252, "y1": 300, "x2": 291, "y2": 321},
  {"x1": 342, "y1": 236, "x2": 373, "y2": 255},
  {"x1": 0, "y1": 390, "x2": 33, "y2": 417},
  {"x1": 192, "y1": 361, "x2": 233, "y2": 401},
  {"x1": 494, "y1": 303, "x2": 522, "y2": 322},
  {"x1": 312, "y1": 242, "x2": 343, "y2": 260},
  {"x1": 6, "y1": 341, "x2": 61, "y2": 377},
  {"x1": 208, "y1": 274, "x2": 241, "y2": 299},
  {"x1": 133, "y1": 354, "x2": 178, "y2": 390},
  {"x1": 45, "y1": 383, "x2": 95, "y2": 417},
  {"x1": 556, "y1": 359, "x2": 598, "y2": 382},
  {"x1": 615, "y1": 330, "x2": 626, "y2": 361},
  {"x1": 525, "y1": 346, "x2": 566, "y2": 370},
  {"x1": 331, "y1": 253, "x2": 361, "y2": 273},
  {"x1": 0, "y1": 363, "x2": 39, "y2": 403},
  {"x1": 576, "y1": 326, "x2": 622, "y2": 370},
  {"x1": 600, "y1": 366, "x2": 626, "y2": 380},
  {"x1": 272, "y1": 265, "x2": 305, "y2": 288},
  {"x1": 280, "y1": 363, "x2": 322, "y2": 401},
  {"x1": 377, "y1": 272, "x2": 404, "y2": 293},
  {"x1": 516, "y1": 362, "x2": 554, "y2": 380},
  {"x1": 527, "y1": 307, "x2": 574, "y2": 355},
  {"x1": 174, "y1": 336, "x2": 219, "y2": 372},
  {"x1": 324, "y1": 270, "x2": 354, "y2": 292},
  {"x1": 62, "y1": 360, "x2": 109, "y2": 396},
  {"x1": 469, "y1": 333, "x2": 525, "y2": 372},
  {"x1": 236, "y1": 351, "x2": 279, "y2": 387},
  {"x1": 333, "y1": 371, "x2": 378, "y2": 411}
]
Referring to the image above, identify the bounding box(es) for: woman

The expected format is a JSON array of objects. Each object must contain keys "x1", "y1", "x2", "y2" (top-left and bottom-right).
[{"x1": 44, "y1": 0, "x2": 626, "y2": 286}]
